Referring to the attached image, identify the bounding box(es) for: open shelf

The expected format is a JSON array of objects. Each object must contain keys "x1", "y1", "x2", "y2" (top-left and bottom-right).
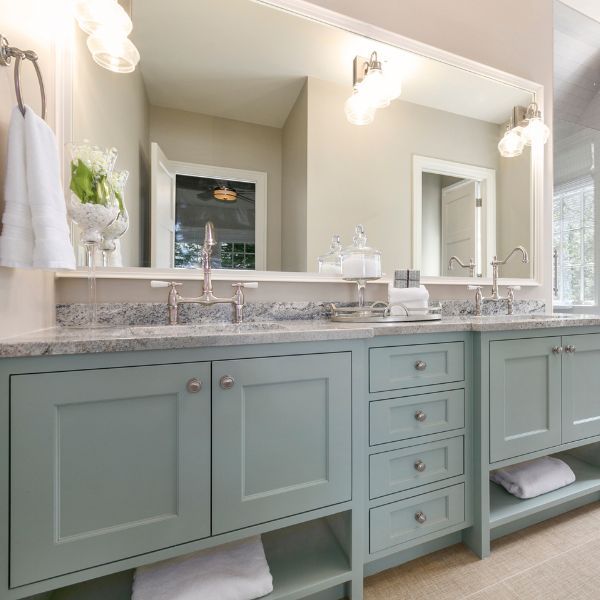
[
  {"x1": 490, "y1": 454, "x2": 600, "y2": 529},
  {"x1": 262, "y1": 517, "x2": 352, "y2": 600}
]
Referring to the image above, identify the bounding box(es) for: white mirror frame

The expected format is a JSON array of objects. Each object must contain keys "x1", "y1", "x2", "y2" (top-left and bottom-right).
[{"x1": 55, "y1": 0, "x2": 544, "y2": 286}]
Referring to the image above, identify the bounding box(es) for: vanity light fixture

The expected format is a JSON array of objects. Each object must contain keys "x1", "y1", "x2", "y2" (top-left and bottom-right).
[
  {"x1": 520, "y1": 102, "x2": 550, "y2": 146},
  {"x1": 73, "y1": 0, "x2": 140, "y2": 74},
  {"x1": 498, "y1": 118, "x2": 525, "y2": 158},
  {"x1": 498, "y1": 102, "x2": 549, "y2": 157},
  {"x1": 345, "y1": 51, "x2": 401, "y2": 125}
]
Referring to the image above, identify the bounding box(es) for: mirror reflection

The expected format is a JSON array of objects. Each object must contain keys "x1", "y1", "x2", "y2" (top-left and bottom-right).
[{"x1": 70, "y1": 0, "x2": 536, "y2": 279}]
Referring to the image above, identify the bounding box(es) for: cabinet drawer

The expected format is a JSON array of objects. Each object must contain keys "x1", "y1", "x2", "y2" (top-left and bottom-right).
[
  {"x1": 370, "y1": 342, "x2": 464, "y2": 393},
  {"x1": 370, "y1": 389, "x2": 465, "y2": 445},
  {"x1": 370, "y1": 484, "x2": 465, "y2": 554},
  {"x1": 370, "y1": 436, "x2": 464, "y2": 499}
]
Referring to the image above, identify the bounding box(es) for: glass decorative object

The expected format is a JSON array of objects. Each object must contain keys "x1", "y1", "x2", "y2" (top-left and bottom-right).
[
  {"x1": 341, "y1": 224, "x2": 382, "y2": 308},
  {"x1": 100, "y1": 169, "x2": 129, "y2": 267},
  {"x1": 318, "y1": 234, "x2": 343, "y2": 275},
  {"x1": 67, "y1": 143, "x2": 120, "y2": 327}
]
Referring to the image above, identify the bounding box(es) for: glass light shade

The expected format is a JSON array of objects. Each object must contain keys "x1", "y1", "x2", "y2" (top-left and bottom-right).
[
  {"x1": 358, "y1": 67, "x2": 390, "y2": 108},
  {"x1": 87, "y1": 29, "x2": 140, "y2": 73},
  {"x1": 521, "y1": 117, "x2": 550, "y2": 146},
  {"x1": 344, "y1": 89, "x2": 375, "y2": 125},
  {"x1": 73, "y1": 0, "x2": 133, "y2": 36},
  {"x1": 383, "y1": 62, "x2": 402, "y2": 100},
  {"x1": 498, "y1": 126, "x2": 525, "y2": 158}
]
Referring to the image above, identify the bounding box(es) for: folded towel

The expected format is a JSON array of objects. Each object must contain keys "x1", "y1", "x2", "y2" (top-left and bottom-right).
[
  {"x1": 0, "y1": 105, "x2": 75, "y2": 270},
  {"x1": 490, "y1": 456, "x2": 576, "y2": 499},
  {"x1": 388, "y1": 284, "x2": 429, "y2": 309},
  {"x1": 132, "y1": 535, "x2": 273, "y2": 600}
]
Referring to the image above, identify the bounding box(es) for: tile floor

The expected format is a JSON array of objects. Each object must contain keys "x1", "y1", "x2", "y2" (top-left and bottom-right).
[{"x1": 364, "y1": 503, "x2": 600, "y2": 600}]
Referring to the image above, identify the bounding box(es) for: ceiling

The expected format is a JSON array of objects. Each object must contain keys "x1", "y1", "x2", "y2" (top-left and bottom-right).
[
  {"x1": 131, "y1": 0, "x2": 532, "y2": 128},
  {"x1": 559, "y1": 0, "x2": 600, "y2": 23}
]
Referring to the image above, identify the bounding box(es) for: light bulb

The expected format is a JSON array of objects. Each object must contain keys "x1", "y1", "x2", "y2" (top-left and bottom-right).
[
  {"x1": 521, "y1": 116, "x2": 550, "y2": 146},
  {"x1": 87, "y1": 28, "x2": 140, "y2": 73},
  {"x1": 359, "y1": 67, "x2": 390, "y2": 109},
  {"x1": 345, "y1": 89, "x2": 376, "y2": 126},
  {"x1": 498, "y1": 126, "x2": 525, "y2": 158},
  {"x1": 73, "y1": 0, "x2": 132, "y2": 36}
]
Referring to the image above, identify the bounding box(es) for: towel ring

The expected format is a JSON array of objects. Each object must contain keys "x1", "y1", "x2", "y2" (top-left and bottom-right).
[{"x1": 0, "y1": 34, "x2": 46, "y2": 120}]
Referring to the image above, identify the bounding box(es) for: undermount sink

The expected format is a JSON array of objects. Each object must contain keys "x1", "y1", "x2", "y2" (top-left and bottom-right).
[{"x1": 129, "y1": 322, "x2": 287, "y2": 336}]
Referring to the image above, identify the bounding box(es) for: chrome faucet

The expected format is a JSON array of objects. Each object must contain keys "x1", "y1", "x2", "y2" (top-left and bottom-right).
[
  {"x1": 151, "y1": 221, "x2": 258, "y2": 325},
  {"x1": 448, "y1": 256, "x2": 476, "y2": 278},
  {"x1": 468, "y1": 246, "x2": 529, "y2": 316}
]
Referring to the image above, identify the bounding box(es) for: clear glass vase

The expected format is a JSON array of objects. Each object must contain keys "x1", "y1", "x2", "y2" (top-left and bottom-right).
[{"x1": 100, "y1": 170, "x2": 130, "y2": 267}]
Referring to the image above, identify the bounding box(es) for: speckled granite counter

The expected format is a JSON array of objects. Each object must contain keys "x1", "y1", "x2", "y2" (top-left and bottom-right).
[{"x1": 1, "y1": 314, "x2": 600, "y2": 358}]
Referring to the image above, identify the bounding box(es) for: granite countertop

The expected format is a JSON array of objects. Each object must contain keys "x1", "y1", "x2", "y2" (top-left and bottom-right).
[{"x1": 1, "y1": 314, "x2": 600, "y2": 358}]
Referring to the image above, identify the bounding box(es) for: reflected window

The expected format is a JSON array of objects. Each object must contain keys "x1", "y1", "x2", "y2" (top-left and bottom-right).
[
  {"x1": 553, "y1": 176, "x2": 595, "y2": 306},
  {"x1": 174, "y1": 175, "x2": 256, "y2": 270}
]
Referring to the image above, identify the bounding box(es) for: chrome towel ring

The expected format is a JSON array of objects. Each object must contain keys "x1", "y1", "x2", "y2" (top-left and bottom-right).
[{"x1": 0, "y1": 34, "x2": 46, "y2": 120}]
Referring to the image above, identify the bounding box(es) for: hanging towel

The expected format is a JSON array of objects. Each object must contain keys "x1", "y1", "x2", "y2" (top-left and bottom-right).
[
  {"x1": 388, "y1": 284, "x2": 429, "y2": 313},
  {"x1": 490, "y1": 456, "x2": 576, "y2": 499},
  {"x1": 132, "y1": 535, "x2": 274, "y2": 600},
  {"x1": 0, "y1": 105, "x2": 75, "y2": 270}
]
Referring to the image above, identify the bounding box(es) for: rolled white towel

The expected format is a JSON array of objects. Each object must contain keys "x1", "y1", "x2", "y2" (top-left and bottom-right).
[
  {"x1": 490, "y1": 456, "x2": 575, "y2": 499},
  {"x1": 132, "y1": 535, "x2": 273, "y2": 600},
  {"x1": 388, "y1": 284, "x2": 429, "y2": 309}
]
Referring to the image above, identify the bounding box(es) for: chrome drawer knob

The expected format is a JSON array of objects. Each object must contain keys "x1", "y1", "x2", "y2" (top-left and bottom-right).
[
  {"x1": 552, "y1": 346, "x2": 563, "y2": 354},
  {"x1": 414, "y1": 460, "x2": 426, "y2": 472},
  {"x1": 414, "y1": 410, "x2": 427, "y2": 422},
  {"x1": 415, "y1": 511, "x2": 427, "y2": 524},
  {"x1": 186, "y1": 378, "x2": 202, "y2": 393},
  {"x1": 565, "y1": 344, "x2": 576, "y2": 353},
  {"x1": 415, "y1": 360, "x2": 427, "y2": 371},
  {"x1": 220, "y1": 375, "x2": 235, "y2": 390}
]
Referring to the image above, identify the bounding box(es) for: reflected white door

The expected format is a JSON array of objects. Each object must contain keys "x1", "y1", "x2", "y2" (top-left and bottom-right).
[
  {"x1": 150, "y1": 143, "x2": 176, "y2": 268},
  {"x1": 441, "y1": 180, "x2": 478, "y2": 275}
]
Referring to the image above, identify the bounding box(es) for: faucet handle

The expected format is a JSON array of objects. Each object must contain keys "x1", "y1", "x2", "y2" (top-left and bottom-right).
[
  {"x1": 232, "y1": 282, "x2": 259, "y2": 289},
  {"x1": 151, "y1": 280, "x2": 182, "y2": 289}
]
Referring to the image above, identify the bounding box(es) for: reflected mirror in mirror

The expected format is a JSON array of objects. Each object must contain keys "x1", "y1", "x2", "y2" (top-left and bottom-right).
[{"x1": 70, "y1": 0, "x2": 537, "y2": 280}]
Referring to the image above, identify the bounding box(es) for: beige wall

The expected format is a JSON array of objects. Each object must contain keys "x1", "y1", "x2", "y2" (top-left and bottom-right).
[
  {"x1": 281, "y1": 81, "x2": 308, "y2": 271},
  {"x1": 149, "y1": 106, "x2": 283, "y2": 270},
  {"x1": 422, "y1": 173, "x2": 442, "y2": 275},
  {"x1": 73, "y1": 28, "x2": 150, "y2": 268},
  {"x1": 0, "y1": 0, "x2": 58, "y2": 337}
]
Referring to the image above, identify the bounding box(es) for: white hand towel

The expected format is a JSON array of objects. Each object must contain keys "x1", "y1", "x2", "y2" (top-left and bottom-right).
[
  {"x1": 132, "y1": 535, "x2": 273, "y2": 600},
  {"x1": 0, "y1": 107, "x2": 34, "y2": 268},
  {"x1": 388, "y1": 284, "x2": 429, "y2": 309},
  {"x1": 24, "y1": 105, "x2": 75, "y2": 270},
  {"x1": 490, "y1": 456, "x2": 576, "y2": 499}
]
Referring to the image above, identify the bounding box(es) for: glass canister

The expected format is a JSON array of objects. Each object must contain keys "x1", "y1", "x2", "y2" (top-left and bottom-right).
[
  {"x1": 341, "y1": 225, "x2": 382, "y2": 280},
  {"x1": 318, "y1": 235, "x2": 343, "y2": 275}
]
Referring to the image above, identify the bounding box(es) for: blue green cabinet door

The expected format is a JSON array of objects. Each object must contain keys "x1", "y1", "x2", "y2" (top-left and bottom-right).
[
  {"x1": 562, "y1": 334, "x2": 600, "y2": 442},
  {"x1": 10, "y1": 363, "x2": 211, "y2": 588},
  {"x1": 212, "y1": 352, "x2": 352, "y2": 534},
  {"x1": 489, "y1": 337, "x2": 562, "y2": 462}
]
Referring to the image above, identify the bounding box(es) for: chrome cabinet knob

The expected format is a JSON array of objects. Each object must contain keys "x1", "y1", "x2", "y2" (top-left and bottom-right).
[
  {"x1": 565, "y1": 344, "x2": 576, "y2": 353},
  {"x1": 186, "y1": 378, "x2": 202, "y2": 393},
  {"x1": 220, "y1": 375, "x2": 235, "y2": 390},
  {"x1": 552, "y1": 346, "x2": 563, "y2": 354},
  {"x1": 415, "y1": 410, "x2": 427, "y2": 422},
  {"x1": 415, "y1": 511, "x2": 427, "y2": 524},
  {"x1": 414, "y1": 460, "x2": 426, "y2": 472},
  {"x1": 415, "y1": 360, "x2": 427, "y2": 371}
]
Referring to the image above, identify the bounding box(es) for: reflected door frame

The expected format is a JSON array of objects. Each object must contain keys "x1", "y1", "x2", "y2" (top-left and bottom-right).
[
  {"x1": 150, "y1": 143, "x2": 268, "y2": 270},
  {"x1": 412, "y1": 155, "x2": 496, "y2": 279}
]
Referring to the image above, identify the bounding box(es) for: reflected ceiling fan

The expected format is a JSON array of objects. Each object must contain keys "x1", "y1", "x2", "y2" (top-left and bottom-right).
[{"x1": 194, "y1": 179, "x2": 255, "y2": 204}]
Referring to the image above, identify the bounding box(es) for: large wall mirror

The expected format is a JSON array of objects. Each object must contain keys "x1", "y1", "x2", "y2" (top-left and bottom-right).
[{"x1": 66, "y1": 0, "x2": 541, "y2": 282}]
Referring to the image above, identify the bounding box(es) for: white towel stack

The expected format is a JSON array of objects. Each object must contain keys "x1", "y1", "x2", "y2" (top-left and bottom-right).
[
  {"x1": 388, "y1": 284, "x2": 429, "y2": 314},
  {"x1": 490, "y1": 456, "x2": 576, "y2": 499},
  {"x1": 132, "y1": 535, "x2": 273, "y2": 600},
  {"x1": 0, "y1": 105, "x2": 75, "y2": 270}
]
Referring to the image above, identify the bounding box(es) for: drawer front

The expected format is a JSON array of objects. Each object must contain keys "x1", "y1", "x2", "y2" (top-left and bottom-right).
[
  {"x1": 370, "y1": 389, "x2": 465, "y2": 445},
  {"x1": 370, "y1": 436, "x2": 464, "y2": 499},
  {"x1": 370, "y1": 484, "x2": 465, "y2": 554},
  {"x1": 370, "y1": 342, "x2": 464, "y2": 393}
]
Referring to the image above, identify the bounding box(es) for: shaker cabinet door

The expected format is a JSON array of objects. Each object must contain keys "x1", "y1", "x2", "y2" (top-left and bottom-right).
[
  {"x1": 212, "y1": 352, "x2": 352, "y2": 534},
  {"x1": 562, "y1": 334, "x2": 600, "y2": 443},
  {"x1": 10, "y1": 363, "x2": 211, "y2": 588},
  {"x1": 489, "y1": 337, "x2": 562, "y2": 462}
]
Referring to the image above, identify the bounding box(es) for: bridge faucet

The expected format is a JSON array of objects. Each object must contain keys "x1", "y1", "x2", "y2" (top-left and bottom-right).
[
  {"x1": 490, "y1": 245, "x2": 529, "y2": 300},
  {"x1": 448, "y1": 256, "x2": 476, "y2": 278}
]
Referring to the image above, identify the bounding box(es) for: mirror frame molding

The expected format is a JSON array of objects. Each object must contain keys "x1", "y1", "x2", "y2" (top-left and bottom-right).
[{"x1": 55, "y1": 0, "x2": 544, "y2": 287}]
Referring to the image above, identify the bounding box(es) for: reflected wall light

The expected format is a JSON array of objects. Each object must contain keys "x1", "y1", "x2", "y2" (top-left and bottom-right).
[
  {"x1": 498, "y1": 102, "x2": 549, "y2": 158},
  {"x1": 345, "y1": 51, "x2": 402, "y2": 125},
  {"x1": 73, "y1": 0, "x2": 140, "y2": 73}
]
